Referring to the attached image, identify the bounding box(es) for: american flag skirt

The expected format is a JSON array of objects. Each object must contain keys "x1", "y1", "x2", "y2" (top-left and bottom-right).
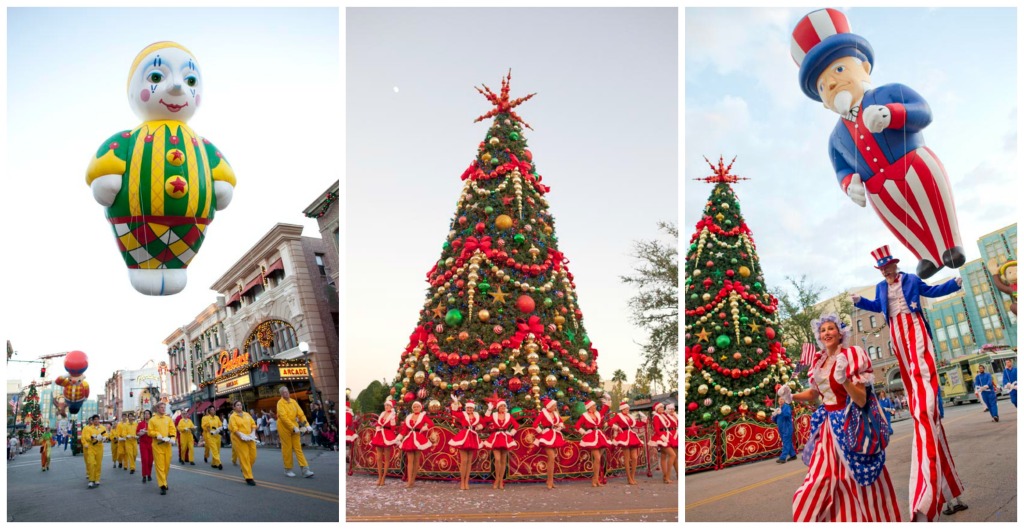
[
  {"x1": 793, "y1": 407, "x2": 902, "y2": 522},
  {"x1": 890, "y1": 312, "x2": 965, "y2": 521}
]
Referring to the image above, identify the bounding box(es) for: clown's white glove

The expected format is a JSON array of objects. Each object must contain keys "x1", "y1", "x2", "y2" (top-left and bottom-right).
[
  {"x1": 851, "y1": 293, "x2": 862, "y2": 304},
  {"x1": 213, "y1": 181, "x2": 234, "y2": 211},
  {"x1": 90, "y1": 175, "x2": 122, "y2": 207},
  {"x1": 846, "y1": 174, "x2": 867, "y2": 208},
  {"x1": 771, "y1": 407, "x2": 781, "y2": 418},
  {"x1": 833, "y1": 354, "x2": 850, "y2": 384},
  {"x1": 293, "y1": 426, "x2": 300, "y2": 433},
  {"x1": 862, "y1": 105, "x2": 892, "y2": 133}
]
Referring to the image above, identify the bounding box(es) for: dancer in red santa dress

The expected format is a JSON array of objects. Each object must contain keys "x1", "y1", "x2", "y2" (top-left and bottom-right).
[
  {"x1": 398, "y1": 400, "x2": 433, "y2": 488},
  {"x1": 482, "y1": 400, "x2": 519, "y2": 490},
  {"x1": 345, "y1": 400, "x2": 357, "y2": 475},
  {"x1": 447, "y1": 397, "x2": 484, "y2": 490},
  {"x1": 791, "y1": 314, "x2": 902, "y2": 522},
  {"x1": 666, "y1": 403, "x2": 679, "y2": 478},
  {"x1": 609, "y1": 402, "x2": 646, "y2": 485},
  {"x1": 649, "y1": 402, "x2": 677, "y2": 484},
  {"x1": 574, "y1": 400, "x2": 611, "y2": 487},
  {"x1": 532, "y1": 397, "x2": 567, "y2": 489},
  {"x1": 369, "y1": 397, "x2": 399, "y2": 486}
]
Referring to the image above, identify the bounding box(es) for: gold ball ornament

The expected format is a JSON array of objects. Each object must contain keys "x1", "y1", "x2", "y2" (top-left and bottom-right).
[
  {"x1": 578, "y1": 349, "x2": 589, "y2": 361},
  {"x1": 413, "y1": 371, "x2": 426, "y2": 384},
  {"x1": 739, "y1": 266, "x2": 751, "y2": 278},
  {"x1": 459, "y1": 380, "x2": 470, "y2": 391},
  {"x1": 439, "y1": 381, "x2": 448, "y2": 390},
  {"x1": 527, "y1": 364, "x2": 540, "y2": 376},
  {"x1": 405, "y1": 367, "x2": 414, "y2": 378},
  {"x1": 720, "y1": 404, "x2": 732, "y2": 416},
  {"x1": 428, "y1": 399, "x2": 441, "y2": 413},
  {"x1": 483, "y1": 374, "x2": 491, "y2": 382},
  {"x1": 498, "y1": 363, "x2": 507, "y2": 372},
  {"x1": 743, "y1": 336, "x2": 752, "y2": 345},
  {"x1": 545, "y1": 374, "x2": 558, "y2": 387},
  {"x1": 495, "y1": 215, "x2": 513, "y2": 230},
  {"x1": 530, "y1": 375, "x2": 541, "y2": 386},
  {"x1": 478, "y1": 309, "x2": 490, "y2": 322},
  {"x1": 733, "y1": 352, "x2": 742, "y2": 360},
  {"x1": 527, "y1": 352, "x2": 540, "y2": 364},
  {"x1": 697, "y1": 384, "x2": 708, "y2": 395},
  {"x1": 702, "y1": 293, "x2": 712, "y2": 301},
  {"x1": 489, "y1": 137, "x2": 500, "y2": 146},
  {"x1": 489, "y1": 367, "x2": 500, "y2": 377},
  {"x1": 756, "y1": 410, "x2": 766, "y2": 421}
]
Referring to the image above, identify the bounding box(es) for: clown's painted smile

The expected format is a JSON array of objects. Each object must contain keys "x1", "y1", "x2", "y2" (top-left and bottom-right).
[{"x1": 159, "y1": 99, "x2": 189, "y2": 113}]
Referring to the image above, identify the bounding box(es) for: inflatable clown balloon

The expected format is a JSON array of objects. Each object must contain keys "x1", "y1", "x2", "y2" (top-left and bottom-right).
[
  {"x1": 86, "y1": 42, "x2": 236, "y2": 295},
  {"x1": 791, "y1": 9, "x2": 964, "y2": 279},
  {"x1": 55, "y1": 351, "x2": 91, "y2": 415}
]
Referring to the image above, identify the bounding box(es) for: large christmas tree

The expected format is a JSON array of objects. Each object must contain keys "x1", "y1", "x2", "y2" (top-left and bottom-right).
[
  {"x1": 23, "y1": 383, "x2": 43, "y2": 444},
  {"x1": 389, "y1": 72, "x2": 602, "y2": 419},
  {"x1": 683, "y1": 158, "x2": 794, "y2": 427}
]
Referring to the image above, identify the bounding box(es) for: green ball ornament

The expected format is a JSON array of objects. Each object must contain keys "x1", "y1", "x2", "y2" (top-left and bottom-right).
[
  {"x1": 509, "y1": 132, "x2": 520, "y2": 141},
  {"x1": 556, "y1": 390, "x2": 565, "y2": 399},
  {"x1": 444, "y1": 309, "x2": 463, "y2": 326},
  {"x1": 690, "y1": 243, "x2": 697, "y2": 251},
  {"x1": 484, "y1": 206, "x2": 494, "y2": 214},
  {"x1": 730, "y1": 258, "x2": 738, "y2": 264},
  {"x1": 754, "y1": 282, "x2": 762, "y2": 290},
  {"x1": 514, "y1": 233, "x2": 526, "y2": 244},
  {"x1": 478, "y1": 281, "x2": 491, "y2": 293},
  {"x1": 740, "y1": 316, "x2": 749, "y2": 324},
  {"x1": 719, "y1": 420, "x2": 729, "y2": 428},
  {"x1": 442, "y1": 241, "x2": 450, "y2": 250},
  {"x1": 715, "y1": 335, "x2": 731, "y2": 348},
  {"x1": 447, "y1": 296, "x2": 457, "y2": 305},
  {"x1": 702, "y1": 412, "x2": 712, "y2": 421},
  {"x1": 544, "y1": 297, "x2": 553, "y2": 307},
  {"x1": 582, "y1": 335, "x2": 591, "y2": 348},
  {"x1": 690, "y1": 293, "x2": 699, "y2": 300}
]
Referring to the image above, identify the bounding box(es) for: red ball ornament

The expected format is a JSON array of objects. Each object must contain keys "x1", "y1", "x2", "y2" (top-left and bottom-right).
[
  {"x1": 460, "y1": 354, "x2": 471, "y2": 366},
  {"x1": 480, "y1": 351, "x2": 489, "y2": 360},
  {"x1": 437, "y1": 352, "x2": 448, "y2": 363},
  {"x1": 508, "y1": 377, "x2": 523, "y2": 392},
  {"x1": 726, "y1": 269, "x2": 735, "y2": 277},
  {"x1": 706, "y1": 260, "x2": 714, "y2": 268},
  {"x1": 475, "y1": 222, "x2": 485, "y2": 233},
  {"x1": 447, "y1": 354, "x2": 460, "y2": 367},
  {"x1": 765, "y1": 327, "x2": 776, "y2": 340},
  {"x1": 459, "y1": 216, "x2": 468, "y2": 225},
  {"x1": 731, "y1": 368, "x2": 741, "y2": 378},
  {"x1": 687, "y1": 402, "x2": 699, "y2": 412},
  {"x1": 471, "y1": 353, "x2": 480, "y2": 362},
  {"x1": 417, "y1": 388, "x2": 428, "y2": 399},
  {"x1": 516, "y1": 295, "x2": 535, "y2": 313},
  {"x1": 489, "y1": 343, "x2": 502, "y2": 354},
  {"x1": 403, "y1": 391, "x2": 415, "y2": 403}
]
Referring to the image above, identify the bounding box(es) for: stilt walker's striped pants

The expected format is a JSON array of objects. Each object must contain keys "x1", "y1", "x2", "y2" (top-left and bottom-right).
[{"x1": 890, "y1": 313, "x2": 965, "y2": 521}]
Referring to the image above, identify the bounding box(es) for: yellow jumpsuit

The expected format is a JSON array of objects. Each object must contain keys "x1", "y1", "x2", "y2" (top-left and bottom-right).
[
  {"x1": 202, "y1": 415, "x2": 223, "y2": 467},
  {"x1": 277, "y1": 398, "x2": 309, "y2": 470},
  {"x1": 82, "y1": 424, "x2": 107, "y2": 483},
  {"x1": 229, "y1": 412, "x2": 258, "y2": 480},
  {"x1": 122, "y1": 420, "x2": 139, "y2": 470},
  {"x1": 147, "y1": 413, "x2": 176, "y2": 489},
  {"x1": 178, "y1": 418, "x2": 196, "y2": 463},
  {"x1": 109, "y1": 422, "x2": 121, "y2": 467}
]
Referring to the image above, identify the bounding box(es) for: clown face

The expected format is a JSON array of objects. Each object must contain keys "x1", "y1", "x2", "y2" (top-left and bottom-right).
[{"x1": 128, "y1": 44, "x2": 202, "y2": 123}]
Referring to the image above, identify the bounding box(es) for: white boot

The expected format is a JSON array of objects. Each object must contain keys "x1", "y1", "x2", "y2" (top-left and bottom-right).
[
  {"x1": 302, "y1": 467, "x2": 314, "y2": 478},
  {"x1": 128, "y1": 269, "x2": 187, "y2": 296}
]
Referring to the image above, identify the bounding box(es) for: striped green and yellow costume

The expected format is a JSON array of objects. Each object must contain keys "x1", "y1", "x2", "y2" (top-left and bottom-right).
[{"x1": 86, "y1": 120, "x2": 235, "y2": 269}]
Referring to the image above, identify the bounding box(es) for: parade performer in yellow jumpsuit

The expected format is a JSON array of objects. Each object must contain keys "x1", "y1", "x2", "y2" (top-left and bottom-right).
[
  {"x1": 123, "y1": 414, "x2": 139, "y2": 473},
  {"x1": 118, "y1": 413, "x2": 131, "y2": 470},
  {"x1": 109, "y1": 418, "x2": 121, "y2": 469},
  {"x1": 178, "y1": 415, "x2": 196, "y2": 465},
  {"x1": 277, "y1": 386, "x2": 314, "y2": 478},
  {"x1": 148, "y1": 402, "x2": 177, "y2": 495},
  {"x1": 201, "y1": 406, "x2": 223, "y2": 470},
  {"x1": 229, "y1": 400, "x2": 259, "y2": 486},
  {"x1": 82, "y1": 415, "x2": 108, "y2": 488}
]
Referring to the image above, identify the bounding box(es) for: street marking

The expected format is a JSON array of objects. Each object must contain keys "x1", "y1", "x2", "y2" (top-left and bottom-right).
[
  {"x1": 347, "y1": 507, "x2": 679, "y2": 522},
  {"x1": 172, "y1": 465, "x2": 338, "y2": 503},
  {"x1": 685, "y1": 413, "x2": 973, "y2": 510}
]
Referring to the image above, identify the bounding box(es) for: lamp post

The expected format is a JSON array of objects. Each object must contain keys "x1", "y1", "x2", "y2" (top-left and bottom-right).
[{"x1": 299, "y1": 341, "x2": 317, "y2": 407}]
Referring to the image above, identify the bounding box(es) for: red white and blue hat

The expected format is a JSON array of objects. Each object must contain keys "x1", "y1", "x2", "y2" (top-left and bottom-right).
[
  {"x1": 871, "y1": 245, "x2": 900, "y2": 269},
  {"x1": 791, "y1": 8, "x2": 874, "y2": 102}
]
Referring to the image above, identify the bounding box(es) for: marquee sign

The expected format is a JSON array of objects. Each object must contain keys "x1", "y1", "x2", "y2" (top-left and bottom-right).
[
  {"x1": 279, "y1": 366, "x2": 309, "y2": 379},
  {"x1": 216, "y1": 348, "x2": 250, "y2": 377},
  {"x1": 216, "y1": 374, "x2": 252, "y2": 395}
]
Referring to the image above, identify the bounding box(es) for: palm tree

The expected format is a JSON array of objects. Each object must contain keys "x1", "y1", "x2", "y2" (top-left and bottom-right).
[{"x1": 611, "y1": 369, "x2": 628, "y2": 409}]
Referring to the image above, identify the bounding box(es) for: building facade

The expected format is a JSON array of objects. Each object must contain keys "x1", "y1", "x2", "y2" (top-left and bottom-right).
[
  {"x1": 165, "y1": 302, "x2": 227, "y2": 415},
  {"x1": 103, "y1": 371, "x2": 124, "y2": 421},
  {"x1": 303, "y1": 181, "x2": 340, "y2": 288}
]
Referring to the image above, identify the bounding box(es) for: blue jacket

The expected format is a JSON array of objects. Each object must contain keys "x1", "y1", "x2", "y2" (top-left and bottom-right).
[
  {"x1": 974, "y1": 372, "x2": 996, "y2": 394},
  {"x1": 854, "y1": 272, "x2": 961, "y2": 322},
  {"x1": 1003, "y1": 367, "x2": 1017, "y2": 386},
  {"x1": 829, "y1": 83, "x2": 932, "y2": 186}
]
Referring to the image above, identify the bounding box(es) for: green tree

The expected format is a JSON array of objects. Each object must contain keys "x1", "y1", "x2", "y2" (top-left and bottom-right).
[
  {"x1": 772, "y1": 275, "x2": 826, "y2": 352},
  {"x1": 631, "y1": 367, "x2": 651, "y2": 399},
  {"x1": 387, "y1": 73, "x2": 602, "y2": 418},
  {"x1": 354, "y1": 380, "x2": 388, "y2": 414},
  {"x1": 622, "y1": 221, "x2": 679, "y2": 389},
  {"x1": 610, "y1": 369, "x2": 628, "y2": 409},
  {"x1": 683, "y1": 158, "x2": 794, "y2": 427}
]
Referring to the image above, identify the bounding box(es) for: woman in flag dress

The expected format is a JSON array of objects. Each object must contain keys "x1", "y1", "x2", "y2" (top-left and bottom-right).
[
  {"x1": 369, "y1": 397, "x2": 399, "y2": 486},
  {"x1": 791, "y1": 314, "x2": 902, "y2": 522},
  {"x1": 447, "y1": 398, "x2": 484, "y2": 490},
  {"x1": 649, "y1": 402, "x2": 677, "y2": 484},
  {"x1": 574, "y1": 400, "x2": 611, "y2": 487},
  {"x1": 608, "y1": 402, "x2": 646, "y2": 486},
  {"x1": 533, "y1": 397, "x2": 567, "y2": 489},
  {"x1": 482, "y1": 400, "x2": 518, "y2": 490},
  {"x1": 398, "y1": 401, "x2": 434, "y2": 488}
]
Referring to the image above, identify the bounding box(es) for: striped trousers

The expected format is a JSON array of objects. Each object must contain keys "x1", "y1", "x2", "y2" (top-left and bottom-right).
[
  {"x1": 865, "y1": 147, "x2": 962, "y2": 269},
  {"x1": 890, "y1": 313, "x2": 965, "y2": 521}
]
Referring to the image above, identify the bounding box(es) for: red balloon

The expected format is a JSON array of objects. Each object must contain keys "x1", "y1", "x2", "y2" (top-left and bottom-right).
[
  {"x1": 64, "y1": 350, "x2": 89, "y2": 376},
  {"x1": 508, "y1": 377, "x2": 523, "y2": 392},
  {"x1": 516, "y1": 295, "x2": 535, "y2": 313}
]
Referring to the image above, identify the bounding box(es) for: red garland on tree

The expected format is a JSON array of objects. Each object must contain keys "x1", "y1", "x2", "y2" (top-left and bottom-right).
[
  {"x1": 389, "y1": 71, "x2": 602, "y2": 420},
  {"x1": 683, "y1": 157, "x2": 794, "y2": 428}
]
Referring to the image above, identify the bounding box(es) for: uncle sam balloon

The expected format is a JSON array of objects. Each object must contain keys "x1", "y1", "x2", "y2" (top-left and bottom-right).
[{"x1": 86, "y1": 42, "x2": 236, "y2": 295}]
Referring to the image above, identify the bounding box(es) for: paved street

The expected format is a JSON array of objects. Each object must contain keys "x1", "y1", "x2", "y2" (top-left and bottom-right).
[
  {"x1": 346, "y1": 472, "x2": 678, "y2": 522},
  {"x1": 685, "y1": 400, "x2": 1017, "y2": 522},
  {"x1": 7, "y1": 443, "x2": 339, "y2": 522}
]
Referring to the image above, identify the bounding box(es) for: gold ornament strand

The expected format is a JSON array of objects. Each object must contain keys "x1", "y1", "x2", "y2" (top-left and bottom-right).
[{"x1": 469, "y1": 173, "x2": 512, "y2": 197}]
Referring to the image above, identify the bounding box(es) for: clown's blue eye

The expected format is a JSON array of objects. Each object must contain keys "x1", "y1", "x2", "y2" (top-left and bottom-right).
[
  {"x1": 836, "y1": 65, "x2": 845, "y2": 73},
  {"x1": 185, "y1": 75, "x2": 198, "y2": 87},
  {"x1": 147, "y1": 71, "x2": 164, "y2": 83}
]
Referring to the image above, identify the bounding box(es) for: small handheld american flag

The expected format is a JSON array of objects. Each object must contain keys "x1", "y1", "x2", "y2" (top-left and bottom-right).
[{"x1": 800, "y1": 343, "x2": 817, "y2": 367}]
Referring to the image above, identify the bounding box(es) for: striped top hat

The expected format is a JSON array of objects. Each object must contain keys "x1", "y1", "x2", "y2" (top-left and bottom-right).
[
  {"x1": 791, "y1": 8, "x2": 874, "y2": 102},
  {"x1": 871, "y1": 245, "x2": 900, "y2": 269}
]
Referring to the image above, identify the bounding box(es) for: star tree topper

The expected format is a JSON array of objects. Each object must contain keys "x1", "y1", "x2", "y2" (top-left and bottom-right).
[
  {"x1": 474, "y1": 69, "x2": 537, "y2": 130},
  {"x1": 694, "y1": 155, "x2": 750, "y2": 184}
]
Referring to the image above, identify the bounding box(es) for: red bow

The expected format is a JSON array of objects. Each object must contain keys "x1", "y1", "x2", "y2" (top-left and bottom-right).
[
  {"x1": 461, "y1": 236, "x2": 492, "y2": 259},
  {"x1": 460, "y1": 161, "x2": 478, "y2": 181},
  {"x1": 409, "y1": 325, "x2": 430, "y2": 347}
]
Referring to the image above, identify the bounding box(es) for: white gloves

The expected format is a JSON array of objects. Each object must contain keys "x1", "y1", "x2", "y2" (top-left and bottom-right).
[
  {"x1": 771, "y1": 408, "x2": 781, "y2": 418},
  {"x1": 846, "y1": 174, "x2": 867, "y2": 207},
  {"x1": 90, "y1": 174, "x2": 122, "y2": 207},
  {"x1": 487, "y1": 402, "x2": 494, "y2": 410},
  {"x1": 862, "y1": 105, "x2": 892, "y2": 133},
  {"x1": 955, "y1": 277, "x2": 963, "y2": 287},
  {"x1": 213, "y1": 181, "x2": 234, "y2": 211},
  {"x1": 834, "y1": 354, "x2": 850, "y2": 384},
  {"x1": 293, "y1": 426, "x2": 301, "y2": 433},
  {"x1": 118, "y1": 437, "x2": 125, "y2": 442},
  {"x1": 851, "y1": 293, "x2": 862, "y2": 304}
]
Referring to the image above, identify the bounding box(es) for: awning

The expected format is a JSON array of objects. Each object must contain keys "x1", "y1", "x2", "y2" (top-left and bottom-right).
[{"x1": 266, "y1": 258, "x2": 284, "y2": 275}]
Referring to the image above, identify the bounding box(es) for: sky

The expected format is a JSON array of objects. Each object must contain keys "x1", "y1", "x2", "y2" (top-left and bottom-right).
[
  {"x1": 2, "y1": 8, "x2": 339, "y2": 393},
  {"x1": 346, "y1": 8, "x2": 678, "y2": 393},
  {"x1": 685, "y1": 7, "x2": 1018, "y2": 301}
]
